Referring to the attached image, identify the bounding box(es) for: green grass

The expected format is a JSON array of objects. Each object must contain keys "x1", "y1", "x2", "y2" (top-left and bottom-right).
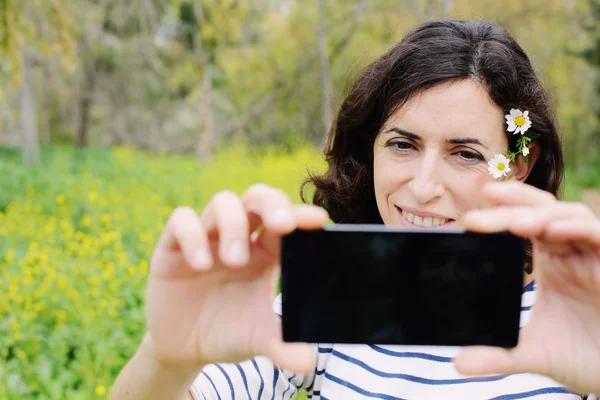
[
  {"x1": 0, "y1": 144, "x2": 324, "y2": 399},
  {"x1": 563, "y1": 164, "x2": 600, "y2": 202}
]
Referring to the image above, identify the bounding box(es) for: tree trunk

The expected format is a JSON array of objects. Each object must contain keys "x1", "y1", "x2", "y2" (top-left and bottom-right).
[
  {"x1": 425, "y1": 0, "x2": 436, "y2": 21},
  {"x1": 77, "y1": 60, "x2": 97, "y2": 149},
  {"x1": 413, "y1": 0, "x2": 425, "y2": 22},
  {"x1": 318, "y1": 0, "x2": 333, "y2": 141},
  {"x1": 193, "y1": 4, "x2": 214, "y2": 162},
  {"x1": 196, "y1": 62, "x2": 214, "y2": 162},
  {"x1": 19, "y1": 47, "x2": 40, "y2": 165},
  {"x1": 442, "y1": 0, "x2": 454, "y2": 18},
  {"x1": 573, "y1": 117, "x2": 585, "y2": 170},
  {"x1": 39, "y1": 64, "x2": 51, "y2": 144}
]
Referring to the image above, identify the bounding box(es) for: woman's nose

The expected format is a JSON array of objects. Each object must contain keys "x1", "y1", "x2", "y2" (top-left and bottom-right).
[{"x1": 408, "y1": 156, "x2": 445, "y2": 204}]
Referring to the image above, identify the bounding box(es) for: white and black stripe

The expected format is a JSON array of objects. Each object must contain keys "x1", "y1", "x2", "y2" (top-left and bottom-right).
[{"x1": 191, "y1": 281, "x2": 589, "y2": 399}]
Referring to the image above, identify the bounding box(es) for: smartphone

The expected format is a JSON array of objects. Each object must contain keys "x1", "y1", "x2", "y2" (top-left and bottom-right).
[{"x1": 280, "y1": 224, "x2": 526, "y2": 348}]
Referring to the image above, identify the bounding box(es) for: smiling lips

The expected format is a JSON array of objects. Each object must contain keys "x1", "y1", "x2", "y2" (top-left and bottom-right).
[{"x1": 398, "y1": 207, "x2": 454, "y2": 227}]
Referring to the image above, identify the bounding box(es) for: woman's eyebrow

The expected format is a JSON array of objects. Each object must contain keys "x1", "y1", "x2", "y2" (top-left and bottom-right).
[
  {"x1": 386, "y1": 127, "x2": 489, "y2": 150},
  {"x1": 385, "y1": 127, "x2": 421, "y2": 140},
  {"x1": 447, "y1": 137, "x2": 489, "y2": 150}
]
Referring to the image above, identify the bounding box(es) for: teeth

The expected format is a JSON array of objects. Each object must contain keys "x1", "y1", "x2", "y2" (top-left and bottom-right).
[
  {"x1": 432, "y1": 217, "x2": 446, "y2": 226},
  {"x1": 402, "y1": 210, "x2": 447, "y2": 228},
  {"x1": 402, "y1": 210, "x2": 415, "y2": 222}
]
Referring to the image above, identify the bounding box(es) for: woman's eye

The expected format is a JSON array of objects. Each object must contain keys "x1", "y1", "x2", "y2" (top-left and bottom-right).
[
  {"x1": 389, "y1": 141, "x2": 414, "y2": 150},
  {"x1": 457, "y1": 150, "x2": 484, "y2": 162}
]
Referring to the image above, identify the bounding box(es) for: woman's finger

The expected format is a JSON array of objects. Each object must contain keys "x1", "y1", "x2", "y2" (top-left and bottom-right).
[
  {"x1": 454, "y1": 321, "x2": 549, "y2": 379},
  {"x1": 480, "y1": 181, "x2": 557, "y2": 207},
  {"x1": 154, "y1": 206, "x2": 213, "y2": 271},
  {"x1": 255, "y1": 204, "x2": 329, "y2": 256},
  {"x1": 265, "y1": 334, "x2": 318, "y2": 375},
  {"x1": 249, "y1": 301, "x2": 318, "y2": 374},
  {"x1": 242, "y1": 183, "x2": 296, "y2": 233},
  {"x1": 544, "y1": 218, "x2": 600, "y2": 254},
  {"x1": 454, "y1": 316, "x2": 578, "y2": 387},
  {"x1": 532, "y1": 239, "x2": 579, "y2": 257},
  {"x1": 462, "y1": 202, "x2": 595, "y2": 238},
  {"x1": 200, "y1": 190, "x2": 250, "y2": 268},
  {"x1": 453, "y1": 346, "x2": 526, "y2": 377}
]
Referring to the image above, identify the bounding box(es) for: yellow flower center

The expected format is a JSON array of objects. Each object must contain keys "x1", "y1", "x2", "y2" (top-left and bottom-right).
[
  {"x1": 515, "y1": 115, "x2": 525, "y2": 126},
  {"x1": 497, "y1": 163, "x2": 505, "y2": 171}
]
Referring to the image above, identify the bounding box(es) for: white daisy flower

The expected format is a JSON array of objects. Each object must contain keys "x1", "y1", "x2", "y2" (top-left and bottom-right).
[
  {"x1": 505, "y1": 109, "x2": 532, "y2": 135},
  {"x1": 522, "y1": 146, "x2": 530, "y2": 157},
  {"x1": 488, "y1": 154, "x2": 511, "y2": 179}
]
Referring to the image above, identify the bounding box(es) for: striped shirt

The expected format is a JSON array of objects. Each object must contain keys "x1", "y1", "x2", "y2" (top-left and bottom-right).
[{"x1": 190, "y1": 281, "x2": 592, "y2": 399}]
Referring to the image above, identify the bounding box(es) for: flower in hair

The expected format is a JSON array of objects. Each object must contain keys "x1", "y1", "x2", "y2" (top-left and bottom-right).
[
  {"x1": 488, "y1": 108, "x2": 538, "y2": 179},
  {"x1": 487, "y1": 154, "x2": 511, "y2": 179},
  {"x1": 505, "y1": 109, "x2": 531, "y2": 135}
]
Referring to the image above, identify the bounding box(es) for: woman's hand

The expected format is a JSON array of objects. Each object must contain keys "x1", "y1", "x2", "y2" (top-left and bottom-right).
[
  {"x1": 454, "y1": 181, "x2": 600, "y2": 396},
  {"x1": 145, "y1": 183, "x2": 328, "y2": 374}
]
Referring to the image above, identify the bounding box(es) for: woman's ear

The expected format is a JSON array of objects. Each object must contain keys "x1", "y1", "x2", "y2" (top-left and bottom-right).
[{"x1": 511, "y1": 142, "x2": 541, "y2": 182}]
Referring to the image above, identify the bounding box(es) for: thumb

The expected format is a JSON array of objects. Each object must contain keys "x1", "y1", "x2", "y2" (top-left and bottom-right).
[
  {"x1": 453, "y1": 346, "x2": 529, "y2": 377},
  {"x1": 266, "y1": 340, "x2": 317, "y2": 375},
  {"x1": 263, "y1": 324, "x2": 317, "y2": 375}
]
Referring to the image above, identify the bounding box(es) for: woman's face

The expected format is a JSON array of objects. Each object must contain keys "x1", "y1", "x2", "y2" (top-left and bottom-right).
[{"x1": 373, "y1": 79, "x2": 513, "y2": 228}]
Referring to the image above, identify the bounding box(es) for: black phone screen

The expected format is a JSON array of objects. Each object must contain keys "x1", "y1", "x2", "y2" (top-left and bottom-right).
[{"x1": 280, "y1": 225, "x2": 525, "y2": 347}]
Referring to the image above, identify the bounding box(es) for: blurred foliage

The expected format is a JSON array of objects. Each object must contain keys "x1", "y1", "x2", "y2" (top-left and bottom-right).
[
  {"x1": 578, "y1": 0, "x2": 600, "y2": 153},
  {"x1": 0, "y1": 0, "x2": 597, "y2": 168},
  {"x1": 0, "y1": 0, "x2": 76, "y2": 84},
  {"x1": 0, "y1": 144, "x2": 325, "y2": 398}
]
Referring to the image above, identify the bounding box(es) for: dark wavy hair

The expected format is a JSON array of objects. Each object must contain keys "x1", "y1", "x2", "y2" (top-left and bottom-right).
[{"x1": 301, "y1": 20, "x2": 564, "y2": 273}]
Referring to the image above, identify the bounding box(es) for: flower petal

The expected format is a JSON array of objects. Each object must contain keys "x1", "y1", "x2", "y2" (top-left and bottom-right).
[
  {"x1": 510, "y1": 109, "x2": 521, "y2": 117},
  {"x1": 523, "y1": 110, "x2": 529, "y2": 117},
  {"x1": 507, "y1": 124, "x2": 517, "y2": 132},
  {"x1": 488, "y1": 154, "x2": 511, "y2": 179}
]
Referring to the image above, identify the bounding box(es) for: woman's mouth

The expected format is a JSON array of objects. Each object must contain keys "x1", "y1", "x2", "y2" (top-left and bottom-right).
[{"x1": 396, "y1": 207, "x2": 455, "y2": 228}]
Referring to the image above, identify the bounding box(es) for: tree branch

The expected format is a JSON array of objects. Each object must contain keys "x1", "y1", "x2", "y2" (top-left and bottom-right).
[{"x1": 221, "y1": 18, "x2": 360, "y2": 139}]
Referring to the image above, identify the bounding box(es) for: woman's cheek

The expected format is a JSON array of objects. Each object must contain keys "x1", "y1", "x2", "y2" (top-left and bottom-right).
[{"x1": 447, "y1": 166, "x2": 495, "y2": 209}]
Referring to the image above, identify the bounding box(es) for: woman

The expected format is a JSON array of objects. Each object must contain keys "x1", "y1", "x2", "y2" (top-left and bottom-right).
[{"x1": 110, "y1": 20, "x2": 600, "y2": 399}]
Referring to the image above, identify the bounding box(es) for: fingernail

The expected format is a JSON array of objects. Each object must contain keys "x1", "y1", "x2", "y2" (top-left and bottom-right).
[
  {"x1": 227, "y1": 241, "x2": 248, "y2": 265},
  {"x1": 269, "y1": 208, "x2": 294, "y2": 227},
  {"x1": 194, "y1": 249, "x2": 212, "y2": 270}
]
